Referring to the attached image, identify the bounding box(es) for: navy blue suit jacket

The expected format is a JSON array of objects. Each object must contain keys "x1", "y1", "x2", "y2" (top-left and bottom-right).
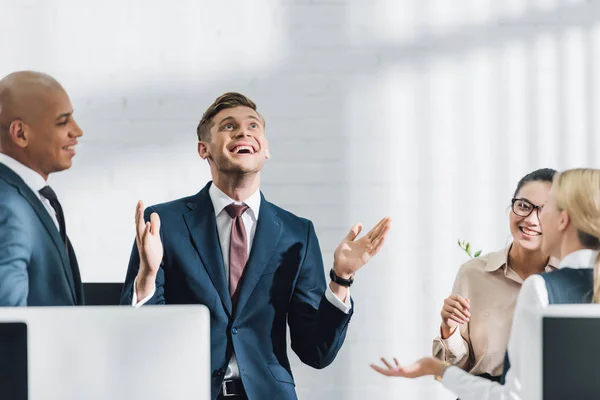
[
  {"x1": 0, "y1": 163, "x2": 83, "y2": 306},
  {"x1": 120, "y1": 182, "x2": 353, "y2": 399}
]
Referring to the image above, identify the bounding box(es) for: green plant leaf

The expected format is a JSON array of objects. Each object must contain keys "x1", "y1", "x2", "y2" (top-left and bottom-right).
[
  {"x1": 466, "y1": 242, "x2": 471, "y2": 255},
  {"x1": 474, "y1": 250, "x2": 482, "y2": 258}
]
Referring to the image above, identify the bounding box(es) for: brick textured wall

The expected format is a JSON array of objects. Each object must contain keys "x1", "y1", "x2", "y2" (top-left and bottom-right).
[{"x1": 3, "y1": 0, "x2": 600, "y2": 398}]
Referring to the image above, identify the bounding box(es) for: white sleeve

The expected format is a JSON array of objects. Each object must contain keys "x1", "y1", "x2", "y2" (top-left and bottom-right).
[
  {"x1": 442, "y1": 366, "x2": 507, "y2": 400},
  {"x1": 325, "y1": 286, "x2": 352, "y2": 314},
  {"x1": 131, "y1": 277, "x2": 156, "y2": 308},
  {"x1": 442, "y1": 275, "x2": 549, "y2": 400},
  {"x1": 503, "y1": 275, "x2": 548, "y2": 400}
]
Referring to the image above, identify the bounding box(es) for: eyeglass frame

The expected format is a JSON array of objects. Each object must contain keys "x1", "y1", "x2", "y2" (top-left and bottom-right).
[{"x1": 511, "y1": 197, "x2": 544, "y2": 218}]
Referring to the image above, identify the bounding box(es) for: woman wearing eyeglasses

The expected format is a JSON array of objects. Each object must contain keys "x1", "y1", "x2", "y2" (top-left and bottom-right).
[
  {"x1": 372, "y1": 168, "x2": 600, "y2": 400},
  {"x1": 431, "y1": 168, "x2": 558, "y2": 384}
]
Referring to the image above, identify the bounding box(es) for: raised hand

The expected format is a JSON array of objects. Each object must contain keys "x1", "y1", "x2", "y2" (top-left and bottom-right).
[
  {"x1": 135, "y1": 200, "x2": 163, "y2": 278},
  {"x1": 370, "y1": 357, "x2": 446, "y2": 379},
  {"x1": 440, "y1": 295, "x2": 470, "y2": 338},
  {"x1": 333, "y1": 217, "x2": 391, "y2": 278}
]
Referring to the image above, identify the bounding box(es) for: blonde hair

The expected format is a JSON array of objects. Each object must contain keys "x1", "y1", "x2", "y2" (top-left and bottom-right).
[{"x1": 553, "y1": 169, "x2": 600, "y2": 302}]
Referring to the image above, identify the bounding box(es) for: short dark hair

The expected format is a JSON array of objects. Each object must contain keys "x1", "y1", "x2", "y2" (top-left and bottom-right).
[
  {"x1": 513, "y1": 168, "x2": 557, "y2": 198},
  {"x1": 196, "y1": 92, "x2": 263, "y2": 141}
]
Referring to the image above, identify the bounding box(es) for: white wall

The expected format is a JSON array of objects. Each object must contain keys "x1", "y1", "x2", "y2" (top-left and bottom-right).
[{"x1": 2, "y1": 0, "x2": 600, "y2": 398}]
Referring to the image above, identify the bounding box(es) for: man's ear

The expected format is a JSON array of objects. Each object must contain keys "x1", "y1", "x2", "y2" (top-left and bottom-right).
[
  {"x1": 8, "y1": 120, "x2": 29, "y2": 148},
  {"x1": 198, "y1": 141, "x2": 210, "y2": 160}
]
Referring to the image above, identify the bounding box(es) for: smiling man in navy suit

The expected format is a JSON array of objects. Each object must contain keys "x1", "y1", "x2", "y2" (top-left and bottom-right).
[{"x1": 120, "y1": 92, "x2": 391, "y2": 400}]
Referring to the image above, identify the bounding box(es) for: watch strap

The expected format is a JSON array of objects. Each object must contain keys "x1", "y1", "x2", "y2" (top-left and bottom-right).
[{"x1": 329, "y1": 268, "x2": 354, "y2": 287}]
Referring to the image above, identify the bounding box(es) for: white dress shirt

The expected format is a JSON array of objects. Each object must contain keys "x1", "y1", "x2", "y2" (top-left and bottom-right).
[
  {"x1": 132, "y1": 182, "x2": 352, "y2": 378},
  {"x1": 0, "y1": 153, "x2": 58, "y2": 228},
  {"x1": 442, "y1": 249, "x2": 598, "y2": 400}
]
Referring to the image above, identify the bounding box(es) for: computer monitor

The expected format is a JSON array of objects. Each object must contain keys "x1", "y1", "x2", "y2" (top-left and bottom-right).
[
  {"x1": 0, "y1": 322, "x2": 28, "y2": 400},
  {"x1": 541, "y1": 305, "x2": 600, "y2": 400},
  {"x1": 83, "y1": 282, "x2": 124, "y2": 305},
  {"x1": 0, "y1": 305, "x2": 210, "y2": 400}
]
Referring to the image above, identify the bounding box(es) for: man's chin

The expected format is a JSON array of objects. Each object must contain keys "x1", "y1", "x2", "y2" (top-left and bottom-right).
[
  {"x1": 53, "y1": 160, "x2": 73, "y2": 173},
  {"x1": 222, "y1": 160, "x2": 264, "y2": 174}
]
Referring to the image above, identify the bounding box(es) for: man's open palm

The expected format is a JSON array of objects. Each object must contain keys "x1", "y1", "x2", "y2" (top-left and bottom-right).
[
  {"x1": 135, "y1": 200, "x2": 163, "y2": 276},
  {"x1": 334, "y1": 217, "x2": 391, "y2": 276}
]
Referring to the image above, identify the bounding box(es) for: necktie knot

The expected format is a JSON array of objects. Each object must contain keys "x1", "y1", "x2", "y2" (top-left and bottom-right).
[
  {"x1": 39, "y1": 185, "x2": 58, "y2": 202},
  {"x1": 225, "y1": 203, "x2": 248, "y2": 219}
]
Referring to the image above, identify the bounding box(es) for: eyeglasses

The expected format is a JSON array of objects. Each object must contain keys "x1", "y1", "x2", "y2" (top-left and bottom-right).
[{"x1": 511, "y1": 198, "x2": 543, "y2": 218}]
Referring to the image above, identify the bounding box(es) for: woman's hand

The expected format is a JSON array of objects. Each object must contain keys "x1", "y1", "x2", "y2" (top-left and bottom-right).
[
  {"x1": 440, "y1": 295, "x2": 470, "y2": 338},
  {"x1": 370, "y1": 357, "x2": 448, "y2": 379}
]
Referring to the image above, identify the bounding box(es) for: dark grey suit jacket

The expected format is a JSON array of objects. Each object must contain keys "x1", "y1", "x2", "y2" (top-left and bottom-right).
[{"x1": 0, "y1": 163, "x2": 83, "y2": 306}]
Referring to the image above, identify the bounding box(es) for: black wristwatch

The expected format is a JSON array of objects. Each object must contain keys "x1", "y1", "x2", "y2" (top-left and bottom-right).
[{"x1": 329, "y1": 268, "x2": 354, "y2": 287}]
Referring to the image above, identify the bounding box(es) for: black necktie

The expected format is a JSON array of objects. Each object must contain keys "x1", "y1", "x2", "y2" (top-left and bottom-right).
[
  {"x1": 38, "y1": 185, "x2": 67, "y2": 250},
  {"x1": 38, "y1": 185, "x2": 84, "y2": 305}
]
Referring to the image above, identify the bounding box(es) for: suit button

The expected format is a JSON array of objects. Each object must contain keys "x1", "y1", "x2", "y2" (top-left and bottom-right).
[{"x1": 232, "y1": 327, "x2": 238, "y2": 335}]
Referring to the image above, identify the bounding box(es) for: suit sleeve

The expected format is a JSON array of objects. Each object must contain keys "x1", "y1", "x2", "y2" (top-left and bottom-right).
[
  {"x1": 119, "y1": 206, "x2": 165, "y2": 305},
  {"x1": 287, "y1": 220, "x2": 353, "y2": 369},
  {"x1": 0, "y1": 202, "x2": 30, "y2": 306}
]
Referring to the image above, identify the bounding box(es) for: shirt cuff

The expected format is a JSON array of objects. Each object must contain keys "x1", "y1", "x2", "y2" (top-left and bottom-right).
[
  {"x1": 325, "y1": 285, "x2": 352, "y2": 314},
  {"x1": 132, "y1": 277, "x2": 156, "y2": 308},
  {"x1": 441, "y1": 325, "x2": 466, "y2": 356}
]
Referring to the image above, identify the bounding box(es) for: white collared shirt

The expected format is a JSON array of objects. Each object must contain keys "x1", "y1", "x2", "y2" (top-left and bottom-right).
[
  {"x1": 209, "y1": 182, "x2": 261, "y2": 281},
  {"x1": 0, "y1": 153, "x2": 59, "y2": 228},
  {"x1": 442, "y1": 249, "x2": 598, "y2": 400}
]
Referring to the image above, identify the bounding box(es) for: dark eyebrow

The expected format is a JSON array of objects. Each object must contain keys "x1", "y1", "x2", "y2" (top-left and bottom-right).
[
  {"x1": 218, "y1": 116, "x2": 235, "y2": 125},
  {"x1": 218, "y1": 115, "x2": 262, "y2": 125},
  {"x1": 55, "y1": 111, "x2": 73, "y2": 121}
]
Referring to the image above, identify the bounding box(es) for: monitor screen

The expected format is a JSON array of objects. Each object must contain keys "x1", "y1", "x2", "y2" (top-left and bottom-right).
[
  {"x1": 543, "y1": 317, "x2": 600, "y2": 399},
  {"x1": 0, "y1": 322, "x2": 27, "y2": 400},
  {"x1": 82, "y1": 283, "x2": 123, "y2": 305}
]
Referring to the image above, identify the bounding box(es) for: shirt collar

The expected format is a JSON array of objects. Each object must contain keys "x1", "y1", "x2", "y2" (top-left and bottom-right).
[
  {"x1": 0, "y1": 153, "x2": 47, "y2": 193},
  {"x1": 483, "y1": 247, "x2": 509, "y2": 272},
  {"x1": 560, "y1": 249, "x2": 599, "y2": 270},
  {"x1": 484, "y1": 244, "x2": 558, "y2": 272},
  {"x1": 208, "y1": 181, "x2": 261, "y2": 220}
]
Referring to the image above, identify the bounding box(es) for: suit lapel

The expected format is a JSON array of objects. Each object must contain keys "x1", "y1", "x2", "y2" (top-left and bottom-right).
[
  {"x1": 183, "y1": 184, "x2": 232, "y2": 315},
  {"x1": 234, "y1": 196, "x2": 282, "y2": 317},
  {"x1": 0, "y1": 164, "x2": 77, "y2": 303}
]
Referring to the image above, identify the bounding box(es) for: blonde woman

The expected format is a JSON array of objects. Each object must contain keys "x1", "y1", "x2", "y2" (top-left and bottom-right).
[
  {"x1": 433, "y1": 168, "x2": 557, "y2": 383},
  {"x1": 372, "y1": 168, "x2": 600, "y2": 400}
]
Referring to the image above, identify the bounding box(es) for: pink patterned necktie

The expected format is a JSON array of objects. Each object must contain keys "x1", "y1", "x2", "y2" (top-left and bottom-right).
[{"x1": 225, "y1": 203, "x2": 249, "y2": 303}]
